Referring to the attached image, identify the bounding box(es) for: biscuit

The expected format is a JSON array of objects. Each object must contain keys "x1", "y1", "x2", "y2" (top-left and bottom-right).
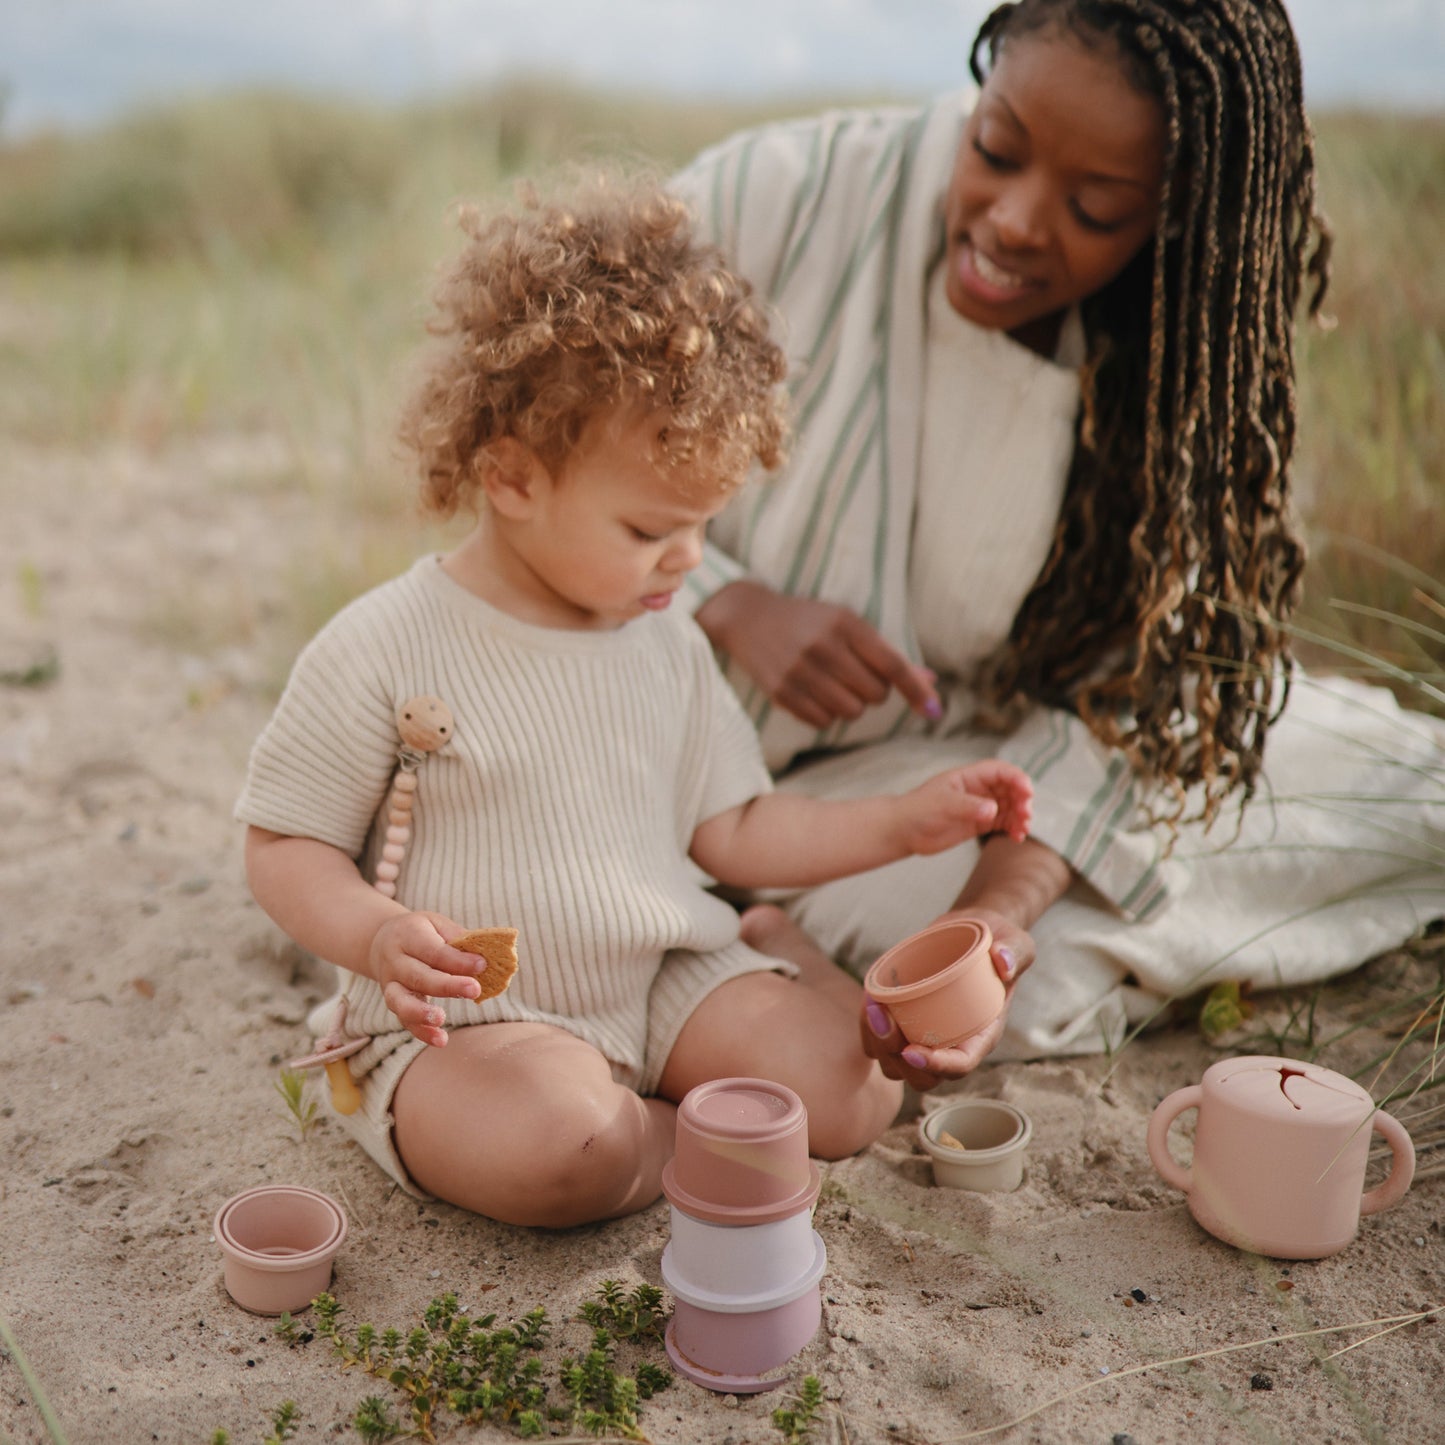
[{"x1": 448, "y1": 926, "x2": 520, "y2": 1000}]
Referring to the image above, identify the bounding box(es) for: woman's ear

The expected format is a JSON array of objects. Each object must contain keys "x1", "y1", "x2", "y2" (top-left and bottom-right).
[{"x1": 480, "y1": 437, "x2": 548, "y2": 519}]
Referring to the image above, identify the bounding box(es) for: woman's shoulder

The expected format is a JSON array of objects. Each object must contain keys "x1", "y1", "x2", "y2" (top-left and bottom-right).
[{"x1": 680, "y1": 92, "x2": 969, "y2": 184}]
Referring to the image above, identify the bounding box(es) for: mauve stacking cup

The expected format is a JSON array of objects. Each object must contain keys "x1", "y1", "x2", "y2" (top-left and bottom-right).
[{"x1": 661, "y1": 1078, "x2": 826, "y2": 1392}]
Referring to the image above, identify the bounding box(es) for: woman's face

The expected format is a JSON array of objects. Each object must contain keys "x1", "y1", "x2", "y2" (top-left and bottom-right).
[{"x1": 943, "y1": 27, "x2": 1166, "y2": 355}]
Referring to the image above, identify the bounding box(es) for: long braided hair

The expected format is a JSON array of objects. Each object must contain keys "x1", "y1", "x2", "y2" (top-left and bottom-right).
[{"x1": 970, "y1": 0, "x2": 1331, "y2": 826}]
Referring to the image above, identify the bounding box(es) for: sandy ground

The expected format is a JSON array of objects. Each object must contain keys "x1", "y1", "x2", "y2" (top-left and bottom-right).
[{"x1": 1, "y1": 435, "x2": 1442, "y2": 1445}]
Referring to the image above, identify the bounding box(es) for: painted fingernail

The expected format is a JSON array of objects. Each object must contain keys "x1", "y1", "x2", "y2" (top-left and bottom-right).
[
  {"x1": 866, "y1": 1002, "x2": 892, "y2": 1037},
  {"x1": 997, "y1": 946, "x2": 1017, "y2": 980},
  {"x1": 924, "y1": 697, "x2": 943, "y2": 720},
  {"x1": 901, "y1": 1048, "x2": 929, "y2": 1070}
]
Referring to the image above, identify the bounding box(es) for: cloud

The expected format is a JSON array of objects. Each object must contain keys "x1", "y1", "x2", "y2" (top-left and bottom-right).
[{"x1": 1, "y1": 0, "x2": 1440, "y2": 137}]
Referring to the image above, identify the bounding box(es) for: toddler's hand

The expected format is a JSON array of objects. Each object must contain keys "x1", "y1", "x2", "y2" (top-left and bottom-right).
[
  {"x1": 899, "y1": 761, "x2": 1034, "y2": 855},
  {"x1": 369, "y1": 911, "x2": 489, "y2": 1047}
]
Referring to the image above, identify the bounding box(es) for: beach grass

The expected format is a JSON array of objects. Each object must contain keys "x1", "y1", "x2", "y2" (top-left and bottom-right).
[{"x1": 2, "y1": 88, "x2": 1440, "y2": 669}]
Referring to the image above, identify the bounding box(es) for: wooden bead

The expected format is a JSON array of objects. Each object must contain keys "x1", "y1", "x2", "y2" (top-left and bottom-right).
[
  {"x1": 381, "y1": 842, "x2": 406, "y2": 864},
  {"x1": 388, "y1": 810, "x2": 411, "y2": 830},
  {"x1": 375, "y1": 860, "x2": 400, "y2": 882},
  {"x1": 393, "y1": 771, "x2": 419, "y2": 794},
  {"x1": 390, "y1": 790, "x2": 414, "y2": 813},
  {"x1": 374, "y1": 879, "x2": 396, "y2": 899},
  {"x1": 385, "y1": 825, "x2": 410, "y2": 845}
]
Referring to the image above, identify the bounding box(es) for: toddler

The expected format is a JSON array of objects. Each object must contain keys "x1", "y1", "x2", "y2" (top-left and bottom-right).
[{"x1": 237, "y1": 178, "x2": 1033, "y2": 1226}]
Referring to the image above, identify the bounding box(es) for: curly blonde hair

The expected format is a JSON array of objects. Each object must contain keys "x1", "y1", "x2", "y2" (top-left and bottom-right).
[{"x1": 400, "y1": 176, "x2": 788, "y2": 516}]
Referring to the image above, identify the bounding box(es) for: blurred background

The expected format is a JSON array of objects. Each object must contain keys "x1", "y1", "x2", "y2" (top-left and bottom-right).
[{"x1": 1, "y1": 0, "x2": 1441, "y2": 696}]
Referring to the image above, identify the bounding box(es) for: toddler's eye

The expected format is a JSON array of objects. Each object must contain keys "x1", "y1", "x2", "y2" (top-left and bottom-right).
[{"x1": 629, "y1": 525, "x2": 664, "y2": 543}]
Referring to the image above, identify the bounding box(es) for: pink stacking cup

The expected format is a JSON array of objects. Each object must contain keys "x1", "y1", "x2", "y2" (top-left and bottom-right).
[
  {"x1": 663, "y1": 1232, "x2": 827, "y2": 1393},
  {"x1": 662, "y1": 1078, "x2": 820, "y2": 1225},
  {"x1": 214, "y1": 1185, "x2": 347, "y2": 1315}
]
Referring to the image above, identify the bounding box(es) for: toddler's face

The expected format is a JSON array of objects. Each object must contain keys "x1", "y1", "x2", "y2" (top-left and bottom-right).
[
  {"x1": 944, "y1": 27, "x2": 1165, "y2": 354},
  {"x1": 513, "y1": 409, "x2": 736, "y2": 629}
]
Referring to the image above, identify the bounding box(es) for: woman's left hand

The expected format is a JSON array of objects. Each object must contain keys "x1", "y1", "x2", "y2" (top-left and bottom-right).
[{"x1": 858, "y1": 907, "x2": 1035, "y2": 1089}]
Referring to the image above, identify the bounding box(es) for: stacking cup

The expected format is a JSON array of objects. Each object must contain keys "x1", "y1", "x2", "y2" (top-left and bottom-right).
[
  {"x1": 663, "y1": 1205, "x2": 820, "y2": 1299},
  {"x1": 214, "y1": 1185, "x2": 347, "y2": 1315},
  {"x1": 663, "y1": 1232, "x2": 827, "y2": 1392},
  {"x1": 864, "y1": 918, "x2": 1003, "y2": 1050},
  {"x1": 918, "y1": 1098, "x2": 1033, "y2": 1192},
  {"x1": 662, "y1": 1077, "x2": 820, "y2": 1225}
]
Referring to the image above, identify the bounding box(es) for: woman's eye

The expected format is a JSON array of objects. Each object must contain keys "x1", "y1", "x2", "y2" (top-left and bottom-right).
[
  {"x1": 1070, "y1": 201, "x2": 1124, "y2": 235},
  {"x1": 972, "y1": 138, "x2": 1014, "y2": 171}
]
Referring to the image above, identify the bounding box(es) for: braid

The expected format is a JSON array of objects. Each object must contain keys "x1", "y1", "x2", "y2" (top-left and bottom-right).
[{"x1": 972, "y1": 0, "x2": 1329, "y2": 826}]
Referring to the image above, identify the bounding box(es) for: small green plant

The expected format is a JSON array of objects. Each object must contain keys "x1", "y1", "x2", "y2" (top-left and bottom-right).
[
  {"x1": 1198, "y1": 979, "x2": 1256, "y2": 1041},
  {"x1": 274, "y1": 1067, "x2": 319, "y2": 1141},
  {"x1": 209, "y1": 1401, "x2": 299, "y2": 1445},
  {"x1": 578, "y1": 1280, "x2": 668, "y2": 1343},
  {"x1": 308, "y1": 1288, "x2": 672, "y2": 1442},
  {"x1": 772, "y1": 1374, "x2": 825, "y2": 1444}
]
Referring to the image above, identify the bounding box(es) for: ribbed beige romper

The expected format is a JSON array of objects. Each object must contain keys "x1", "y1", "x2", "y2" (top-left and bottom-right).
[{"x1": 236, "y1": 558, "x2": 791, "y2": 1195}]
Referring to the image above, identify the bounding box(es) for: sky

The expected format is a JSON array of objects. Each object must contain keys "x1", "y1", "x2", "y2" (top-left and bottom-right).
[{"x1": 3, "y1": 0, "x2": 1443, "y2": 139}]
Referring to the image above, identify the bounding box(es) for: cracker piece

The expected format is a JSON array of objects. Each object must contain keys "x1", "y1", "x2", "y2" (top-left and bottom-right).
[
  {"x1": 449, "y1": 926, "x2": 520, "y2": 1000},
  {"x1": 938, "y1": 1129, "x2": 968, "y2": 1152}
]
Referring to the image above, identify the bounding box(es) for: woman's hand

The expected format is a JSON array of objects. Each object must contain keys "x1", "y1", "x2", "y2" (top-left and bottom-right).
[
  {"x1": 859, "y1": 906, "x2": 1035, "y2": 1088},
  {"x1": 696, "y1": 579, "x2": 940, "y2": 728},
  {"x1": 368, "y1": 911, "x2": 488, "y2": 1047}
]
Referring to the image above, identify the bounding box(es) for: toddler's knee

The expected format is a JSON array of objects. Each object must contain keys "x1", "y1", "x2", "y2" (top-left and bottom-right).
[
  {"x1": 505, "y1": 1097, "x2": 656, "y2": 1227},
  {"x1": 806, "y1": 1069, "x2": 903, "y2": 1160}
]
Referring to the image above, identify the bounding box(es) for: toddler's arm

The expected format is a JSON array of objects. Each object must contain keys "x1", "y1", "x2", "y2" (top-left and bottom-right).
[
  {"x1": 689, "y1": 760, "x2": 1032, "y2": 890},
  {"x1": 244, "y1": 826, "x2": 489, "y2": 1047}
]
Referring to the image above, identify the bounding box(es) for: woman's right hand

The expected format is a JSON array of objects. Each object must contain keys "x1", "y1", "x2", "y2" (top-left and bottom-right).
[
  {"x1": 368, "y1": 911, "x2": 488, "y2": 1047},
  {"x1": 859, "y1": 907, "x2": 1036, "y2": 1089},
  {"x1": 696, "y1": 579, "x2": 940, "y2": 728}
]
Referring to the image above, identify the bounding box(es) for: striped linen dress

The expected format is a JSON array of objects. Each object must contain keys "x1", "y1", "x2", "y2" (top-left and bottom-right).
[{"x1": 673, "y1": 96, "x2": 1445, "y2": 1055}]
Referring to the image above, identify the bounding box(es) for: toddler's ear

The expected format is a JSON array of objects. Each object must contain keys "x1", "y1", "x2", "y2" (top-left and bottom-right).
[{"x1": 480, "y1": 437, "x2": 547, "y2": 518}]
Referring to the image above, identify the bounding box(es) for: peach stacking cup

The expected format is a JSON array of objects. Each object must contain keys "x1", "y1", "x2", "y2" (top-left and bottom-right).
[
  {"x1": 864, "y1": 918, "x2": 1003, "y2": 1049},
  {"x1": 214, "y1": 1185, "x2": 347, "y2": 1315},
  {"x1": 662, "y1": 1077, "x2": 820, "y2": 1225}
]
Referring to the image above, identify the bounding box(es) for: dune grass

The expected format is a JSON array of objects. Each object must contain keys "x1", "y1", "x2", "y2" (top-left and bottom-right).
[{"x1": 0, "y1": 85, "x2": 1441, "y2": 672}]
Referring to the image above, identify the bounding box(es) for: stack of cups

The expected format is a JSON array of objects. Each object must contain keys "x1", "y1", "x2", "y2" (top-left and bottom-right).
[{"x1": 661, "y1": 1078, "x2": 826, "y2": 1394}]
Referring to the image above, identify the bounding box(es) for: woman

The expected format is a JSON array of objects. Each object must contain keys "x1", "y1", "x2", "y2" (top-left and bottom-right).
[{"x1": 671, "y1": 0, "x2": 1445, "y2": 1086}]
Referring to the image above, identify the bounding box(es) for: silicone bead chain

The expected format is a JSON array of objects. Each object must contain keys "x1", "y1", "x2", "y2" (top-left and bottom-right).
[{"x1": 374, "y1": 695, "x2": 455, "y2": 899}]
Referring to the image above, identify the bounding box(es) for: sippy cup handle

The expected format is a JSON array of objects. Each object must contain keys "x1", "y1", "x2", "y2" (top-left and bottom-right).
[
  {"x1": 1146, "y1": 1085, "x2": 1202, "y2": 1193},
  {"x1": 1359, "y1": 1111, "x2": 1416, "y2": 1217}
]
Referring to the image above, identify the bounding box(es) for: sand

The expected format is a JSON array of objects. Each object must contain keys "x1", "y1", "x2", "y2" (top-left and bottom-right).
[{"x1": 1, "y1": 435, "x2": 1441, "y2": 1445}]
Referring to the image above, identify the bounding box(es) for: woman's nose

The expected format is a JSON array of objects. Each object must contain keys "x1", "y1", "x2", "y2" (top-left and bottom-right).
[{"x1": 991, "y1": 179, "x2": 1050, "y2": 250}]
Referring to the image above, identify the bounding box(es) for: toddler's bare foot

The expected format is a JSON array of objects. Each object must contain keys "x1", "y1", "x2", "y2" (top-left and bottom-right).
[{"x1": 740, "y1": 904, "x2": 863, "y2": 1014}]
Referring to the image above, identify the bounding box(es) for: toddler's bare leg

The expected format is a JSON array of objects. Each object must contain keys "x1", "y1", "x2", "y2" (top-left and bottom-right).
[
  {"x1": 740, "y1": 903, "x2": 864, "y2": 1016},
  {"x1": 392, "y1": 1021, "x2": 675, "y2": 1227},
  {"x1": 657, "y1": 968, "x2": 902, "y2": 1160}
]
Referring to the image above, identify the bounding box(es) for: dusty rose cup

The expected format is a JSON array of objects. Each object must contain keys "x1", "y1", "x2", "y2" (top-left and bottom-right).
[
  {"x1": 214, "y1": 1185, "x2": 348, "y2": 1315},
  {"x1": 663, "y1": 1232, "x2": 827, "y2": 1394},
  {"x1": 1148, "y1": 1056, "x2": 1415, "y2": 1259},
  {"x1": 661, "y1": 1078, "x2": 820, "y2": 1225},
  {"x1": 864, "y1": 918, "x2": 1003, "y2": 1050}
]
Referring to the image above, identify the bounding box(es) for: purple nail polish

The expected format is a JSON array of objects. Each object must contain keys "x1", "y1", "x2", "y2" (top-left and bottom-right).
[
  {"x1": 924, "y1": 697, "x2": 943, "y2": 721},
  {"x1": 865, "y1": 1002, "x2": 892, "y2": 1037},
  {"x1": 901, "y1": 1047, "x2": 929, "y2": 1070},
  {"x1": 997, "y1": 946, "x2": 1017, "y2": 980}
]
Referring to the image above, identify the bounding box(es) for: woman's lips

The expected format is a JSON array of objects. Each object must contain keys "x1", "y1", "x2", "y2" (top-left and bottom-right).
[{"x1": 958, "y1": 240, "x2": 1038, "y2": 301}]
